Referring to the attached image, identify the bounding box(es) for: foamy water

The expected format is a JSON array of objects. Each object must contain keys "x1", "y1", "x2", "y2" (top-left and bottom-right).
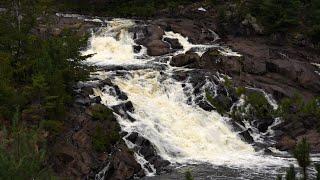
[{"x1": 81, "y1": 18, "x2": 294, "y2": 177}]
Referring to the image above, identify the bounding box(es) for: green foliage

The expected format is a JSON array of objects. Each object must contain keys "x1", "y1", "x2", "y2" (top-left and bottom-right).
[
  {"x1": 0, "y1": 1, "x2": 89, "y2": 178},
  {"x1": 316, "y1": 164, "x2": 320, "y2": 180},
  {"x1": 277, "y1": 95, "x2": 320, "y2": 130},
  {"x1": 245, "y1": 92, "x2": 274, "y2": 120},
  {"x1": 277, "y1": 174, "x2": 283, "y2": 180},
  {"x1": 259, "y1": 0, "x2": 301, "y2": 33},
  {"x1": 0, "y1": 0, "x2": 89, "y2": 121},
  {"x1": 0, "y1": 110, "x2": 54, "y2": 179},
  {"x1": 285, "y1": 165, "x2": 296, "y2": 180},
  {"x1": 57, "y1": 0, "x2": 194, "y2": 17},
  {"x1": 91, "y1": 104, "x2": 114, "y2": 122},
  {"x1": 241, "y1": 0, "x2": 301, "y2": 33},
  {"x1": 236, "y1": 87, "x2": 246, "y2": 97},
  {"x1": 92, "y1": 125, "x2": 120, "y2": 153},
  {"x1": 243, "y1": 0, "x2": 320, "y2": 44},
  {"x1": 205, "y1": 90, "x2": 228, "y2": 114},
  {"x1": 308, "y1": 25, "x2": 320, "y2": 45},
  {"x1": 223, "y1": 77, "x2": 233, "y2": 90},
  {"x1": 185, "y1": 170, "x2": 194, "y2": 180},
  {"x1": 293, "y1": 138, "x2": 310, "y2": 180},
  {"x1": 40, "y1": 120, "x2": 64, "y2": 136}
]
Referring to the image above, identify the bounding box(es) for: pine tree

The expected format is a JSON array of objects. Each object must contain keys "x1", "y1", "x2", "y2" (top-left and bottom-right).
[
  {"x1": 315, "y1": 164, "x2": 320, "y2": 180},
  {"x1": 286, "y1": 165, "x2": 296, "y2": 180},
  {"x1": 293, "y1": 138, "x2": 310, "y2": 180}
]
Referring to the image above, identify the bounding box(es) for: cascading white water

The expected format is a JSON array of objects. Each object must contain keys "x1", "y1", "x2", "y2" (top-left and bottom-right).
[
  {"x1": 83, "y1": 18, "x2": 291, "y2": 174},
  {"x1": 82, "y1": 19, "x2": 147, "y2": 66}
]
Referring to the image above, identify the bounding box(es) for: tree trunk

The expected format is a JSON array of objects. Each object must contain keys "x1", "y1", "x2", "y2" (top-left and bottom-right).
[{"x1": 303, "y1": 167, "x2": 307, "y2": 180}]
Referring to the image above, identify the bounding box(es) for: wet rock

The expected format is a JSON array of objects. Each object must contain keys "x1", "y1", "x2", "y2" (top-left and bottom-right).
[
  {"x1": 198, "y1": 100, "x2": 215, "y2": 111},
  {"x1": 200, "y1": 49, "x2": 242, "y2": 74},
  {"x1": 149, "y1": 156, "x2": 170, "y2": 170},
  {"x1": 239, "y1": 130, "x2": 254, "y2": 144},
  {"x1": 82, "y1": 86, "x2": 94, "y2": 96},
  {"x1": 146, "y1": 40, "x2": 170, "y2": 56},
  {"x1": 98, "y1": 78, "x2": 113, "y2": 89},
  {"x1": 253, "y1": 118, "x2": 274, "y2": 133},
  {"x1": 136, "y1": 25, "x2": 170, "y2": 56},
  {"x1": 170, "y1": 52, "x2": 200, "y2": 67},
  {"x1": 113, "y1": 86, "x2": 128, "y2": 100},
  {"x1": 163, "y1": 37, "x2": 183, "y2": 49},
  {"x1": 139, "y1": 145, "x2": 156, "y2": 160},
  {"x1": 117, "y1": 101, "x2": 134, "y2": 112},
  {"x1": 133, "y1": 45, "x2": 142, "y2": 53},
  {"x1": 172, "y1": 71, "x2": 188, "y2": 81},
  {"x1": 105, "y1": 143, "x2": 144, "y2": 180},
  {"x1": 91, "y1": 96, "x2": 102, "y2": 104},
  {"x1": 75, "y1": 97, "x2": 90, "y2": 106},
  {"x1": 127, "y1": 132, "x2": 139, "y2": 143},
  {"x1": 126, "y1": 132, "x2": 170, "y2": 173}
]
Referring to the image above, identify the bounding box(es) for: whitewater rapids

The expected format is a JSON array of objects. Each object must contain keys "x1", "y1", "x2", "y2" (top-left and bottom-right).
[{"x1": 81, "y1": 18, "x2": 292, "y2": 176}]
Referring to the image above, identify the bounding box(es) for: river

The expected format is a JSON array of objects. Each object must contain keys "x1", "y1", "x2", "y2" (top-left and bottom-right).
[{"x1": 78, "y1": 17, "x2": 318, "y2": 179}]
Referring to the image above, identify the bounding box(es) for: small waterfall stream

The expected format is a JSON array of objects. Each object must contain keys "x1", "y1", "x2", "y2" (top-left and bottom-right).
[{"x1": 80, "y1": 18, "x2": 297, "y2": 179}]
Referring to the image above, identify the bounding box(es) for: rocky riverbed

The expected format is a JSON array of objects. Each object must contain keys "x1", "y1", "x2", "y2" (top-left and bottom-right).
[{"x1": 46, "y1": 4, "x2": 320, "y2": 178}]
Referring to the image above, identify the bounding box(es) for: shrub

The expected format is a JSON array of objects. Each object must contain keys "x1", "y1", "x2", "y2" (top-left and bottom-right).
[
  {"x1": 277, "y1": 95, "x2": 320, "y2": 130},
  {"x1": 185, "y1": 170, "x2": 194, "y2": 180},
  {"x1": 276, "y1": 175, "x2": 282, "y2": 180},
  {"x1": 254, "y1": 0, "x2": 301, "y2": 33},
  {"x1": 91, "y1": 104, "x2": 114, "y2": 121},
  {"x1": 285, "y1": 165, "x2": 296, "y2": 180},
  {"x1": 40, "y1": 120, "x2": 64, "y2": 136},
  {"x1": 205, "y1": 91, "x2": 228, "y2": 114},
  {"x1": 0, "y1": 110, "x2": 54, "y2": 179},
  {"x1": 316, "y1": 164, "x2": 320, "y2": 180},
  {"x1": 92, "y1": 125, "x2": 120, "y2": 153},
  {"x1": 236, "y1": 87, "x2": 246, "y2": 97},
  {"x1": 245, "y1": 92, "x2": 274, "y2": 120},
  {"x1": 293, "y1": 138, "x2": 310, "y2": 180}
]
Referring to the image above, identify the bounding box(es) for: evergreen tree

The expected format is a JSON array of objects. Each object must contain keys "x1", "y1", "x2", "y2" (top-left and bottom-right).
[
  {"x1": 293, "y1": 138, "x2": 310, "y2": 180},
  {"x1": 316, "y1": 164, "x2": 320, "y2": 180},
  {"x1": 185, "y1": 170, "x2": 194, "y2": 180},
  {"x1": 259, "y1": 0, "x2": 301, "y2": 33},
  {"x1": 286, "y1": 165, "x2": 296, "y2": 180}
]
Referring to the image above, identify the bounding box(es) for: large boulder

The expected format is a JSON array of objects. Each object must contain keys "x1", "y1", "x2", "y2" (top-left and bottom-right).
[
  {"x1": 163, "y1": 37, "x2": 183, "y2": 49},
  {"x1": 170, "y1": 52, "x2": 200, "y2": 67},
  {"x1": 146, "y1": 40, "x2": 170, "y2": 56},
  {"x1": 135, "y1": 25, "x2": 170, "y2": 56},
  {"x1": 239, "y1": 130, "x2": 254, "y2": 144},
  {"x1": 200, "y1": 49, "x2": 243, "y2": 74},
  {"x1": 126, "y1": 132, "x2": 170, "y2": 173},
  {"x1": 104, "y1": 143, "x2": 144, "y2": 180}
]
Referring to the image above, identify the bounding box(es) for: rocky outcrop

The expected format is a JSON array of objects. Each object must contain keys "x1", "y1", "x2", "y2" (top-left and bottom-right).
[
  {"x1": 163, "y1": 37, "x2": 183, "y2": 50},
  {"x1": 34, "y1": 14, "x2": 98, "y2": 38},
  {"x1": 50, "y1": 80, "x2": 145, "y2": 179},
  {"x1": 100, "y1": 143, "x2": 144, "y2": 180},
  {"x1": 170, "y1": 51, "x2": 200, "y2": 67},
  {"x1": 226, "y1": 37, "x2": 320, "y2": 101},
  {"x1": 126, "y1": 132, "x2": 170, "y2": 173},
  {"x1": 274, "y1": 118, "x2": 320, "y2": 153},
  {"x1": 135, "y1": 25, "x2": 170, "y2": 56},
  {"x1": 199, "y1": 49, "x2": 243, "y2": 74}
]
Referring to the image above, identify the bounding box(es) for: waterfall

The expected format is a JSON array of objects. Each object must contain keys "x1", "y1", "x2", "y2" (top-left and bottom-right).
[{"x1": 82, "y1": 18, "x2": 290, "y2": 176}]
